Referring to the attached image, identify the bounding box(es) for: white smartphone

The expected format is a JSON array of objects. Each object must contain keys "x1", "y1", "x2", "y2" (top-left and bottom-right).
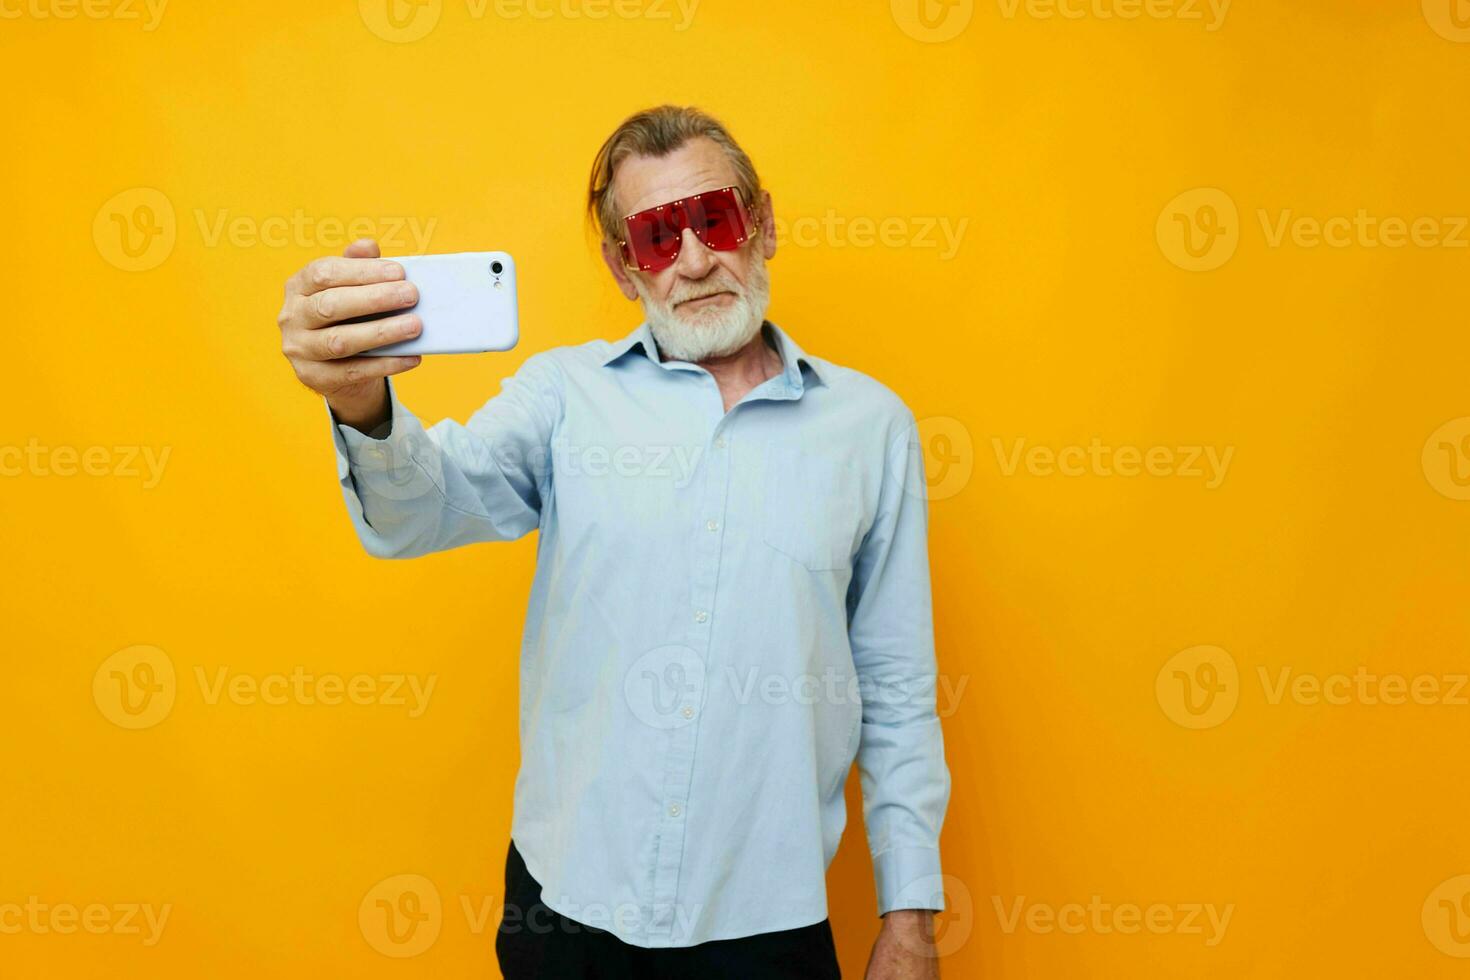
[{"x1": 357, "y1": 251, "x2": 519, "y2": 355}]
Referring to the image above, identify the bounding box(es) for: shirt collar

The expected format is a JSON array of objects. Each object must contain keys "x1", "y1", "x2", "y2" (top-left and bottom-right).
[{"x1": 601, "y1": 320, "x2": 827, "y2": 391}]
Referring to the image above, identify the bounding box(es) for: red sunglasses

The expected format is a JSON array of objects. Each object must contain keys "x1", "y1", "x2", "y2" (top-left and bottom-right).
[{"x1": 617, "y1": 185, "x2": 756, "y2": 273}]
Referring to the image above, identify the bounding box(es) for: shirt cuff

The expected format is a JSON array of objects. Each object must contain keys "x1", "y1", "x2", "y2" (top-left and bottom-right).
[
  {"x1": 873, "y1": 846, "x2": 947, "y2": 915},
  {"x1": 326, "y1": 377, "x2": 442, "y2": 499}
]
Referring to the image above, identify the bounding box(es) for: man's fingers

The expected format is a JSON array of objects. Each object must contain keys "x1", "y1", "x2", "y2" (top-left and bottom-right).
[
  {"x1": 297, "y1": 354, "x2": 422, "y2": 391},
  {"x1": 302, "y1": 280, "x2": 418, "y2": 328},
  {"x1": 303, "y1": 314, "x2": 422, "y2": 360},
  {"x1": 291, "y1": 255, "x2": 405, "y2": 297},
  {"x1": 280, "y1": 239, "x2": 423, "y2": 399}
]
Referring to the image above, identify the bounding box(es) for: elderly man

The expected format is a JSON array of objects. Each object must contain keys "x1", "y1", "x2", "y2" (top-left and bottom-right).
[{"x1": 276, "y1": 106, "x2": 951, "y2": 979}]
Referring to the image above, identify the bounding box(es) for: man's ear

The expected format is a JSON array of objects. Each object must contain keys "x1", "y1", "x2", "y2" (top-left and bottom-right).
[
  {"x1": 757, "y1": 190, "x2": 777, "y2": 260},
  {"x1": 601, "y1": 239, "x2": 641, "y2": 300}
]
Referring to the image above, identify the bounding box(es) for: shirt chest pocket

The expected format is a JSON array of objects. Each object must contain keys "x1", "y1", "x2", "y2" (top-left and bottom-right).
[{"x1": 759, "y1": 445, "x2": 865, "y2": 572}]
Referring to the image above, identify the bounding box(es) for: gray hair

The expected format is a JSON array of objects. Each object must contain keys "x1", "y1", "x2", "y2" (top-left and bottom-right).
[{"x1": 586, "y1": 105, "x2": 763, "y2": 248}]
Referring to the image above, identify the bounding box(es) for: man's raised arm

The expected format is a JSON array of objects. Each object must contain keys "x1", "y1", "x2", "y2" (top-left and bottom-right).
[{"x1": 278, "y1": 238, "x2": 562, "y2": 559}]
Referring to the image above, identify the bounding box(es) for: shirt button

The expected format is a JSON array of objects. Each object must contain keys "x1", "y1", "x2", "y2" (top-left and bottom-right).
[
  {"x1": 668, "y1": 804, "x2": 682, "y2": 817},
  {"x1": 713, "y1": 436, "x2": 727, "y2": 449},
  {"x1": 706, "y1": 519, "x2": 719, "y2": 532},
  {"x1": 694, "y1": 610, "x2": 708, "y2": 624},
  {"x1": 681, "y1": 705, "x2": 694, "y2": 719}
]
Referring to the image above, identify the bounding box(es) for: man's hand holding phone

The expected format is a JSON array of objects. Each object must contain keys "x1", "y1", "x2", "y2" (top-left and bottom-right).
[{"x1": 277, "y1": 238, "x2": 423, "y2": 435}]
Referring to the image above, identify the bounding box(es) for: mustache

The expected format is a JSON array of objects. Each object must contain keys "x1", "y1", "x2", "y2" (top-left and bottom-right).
[{"x1": 670, "y1": 280, "x2": 743, "y2": 306}]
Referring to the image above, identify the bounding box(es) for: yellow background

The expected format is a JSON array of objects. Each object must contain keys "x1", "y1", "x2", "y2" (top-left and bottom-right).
[{"x1": 4, "y1": 0, "x2": 1470, "y2": 976}]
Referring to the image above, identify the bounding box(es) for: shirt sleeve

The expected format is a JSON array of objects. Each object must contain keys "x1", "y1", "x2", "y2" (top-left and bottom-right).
[
  {"x1": 846, "y1": 408, "x2": 952, "y2": 916},
  {"x1": 327, "y1": 350, "x2": 563, "y2": 559}
]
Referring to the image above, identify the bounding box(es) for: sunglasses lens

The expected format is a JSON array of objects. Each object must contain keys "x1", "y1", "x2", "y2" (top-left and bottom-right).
[
  {"x1": 688, "y1": 188, "x2": 749, "y2": 252},
  {"x1": 625, "y1": 208, "x2": 683, "y2": 272}
]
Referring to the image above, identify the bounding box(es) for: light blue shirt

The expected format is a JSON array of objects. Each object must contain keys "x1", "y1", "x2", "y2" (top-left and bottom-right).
[{"x1": 328, "y1": 320, "x2": 950, "y2": 948}]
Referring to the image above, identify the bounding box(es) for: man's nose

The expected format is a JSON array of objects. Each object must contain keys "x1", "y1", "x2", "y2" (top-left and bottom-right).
[{"x1": 672, "y1": 226, "x2": 717, "y2": 278}]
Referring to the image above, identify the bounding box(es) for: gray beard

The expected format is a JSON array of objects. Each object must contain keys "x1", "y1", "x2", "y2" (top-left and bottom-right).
[{"x1": 638, "y1": 258, "x2": 771, "y2": 363}]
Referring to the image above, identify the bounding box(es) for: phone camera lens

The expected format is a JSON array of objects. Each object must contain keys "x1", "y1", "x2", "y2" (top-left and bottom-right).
[{"x1": 490, "y1": 261, "x2": 504, "y2": 275}]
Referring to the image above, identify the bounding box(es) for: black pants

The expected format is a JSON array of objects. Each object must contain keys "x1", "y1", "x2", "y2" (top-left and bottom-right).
[{"x1": 495, "y1": 840, "x2": 842, "y2": 980}]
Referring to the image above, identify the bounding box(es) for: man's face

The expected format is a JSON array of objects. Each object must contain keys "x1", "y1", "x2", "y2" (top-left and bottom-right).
[{"x1": 601, "y1": 137, "x2": 778, "y2": 362}]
